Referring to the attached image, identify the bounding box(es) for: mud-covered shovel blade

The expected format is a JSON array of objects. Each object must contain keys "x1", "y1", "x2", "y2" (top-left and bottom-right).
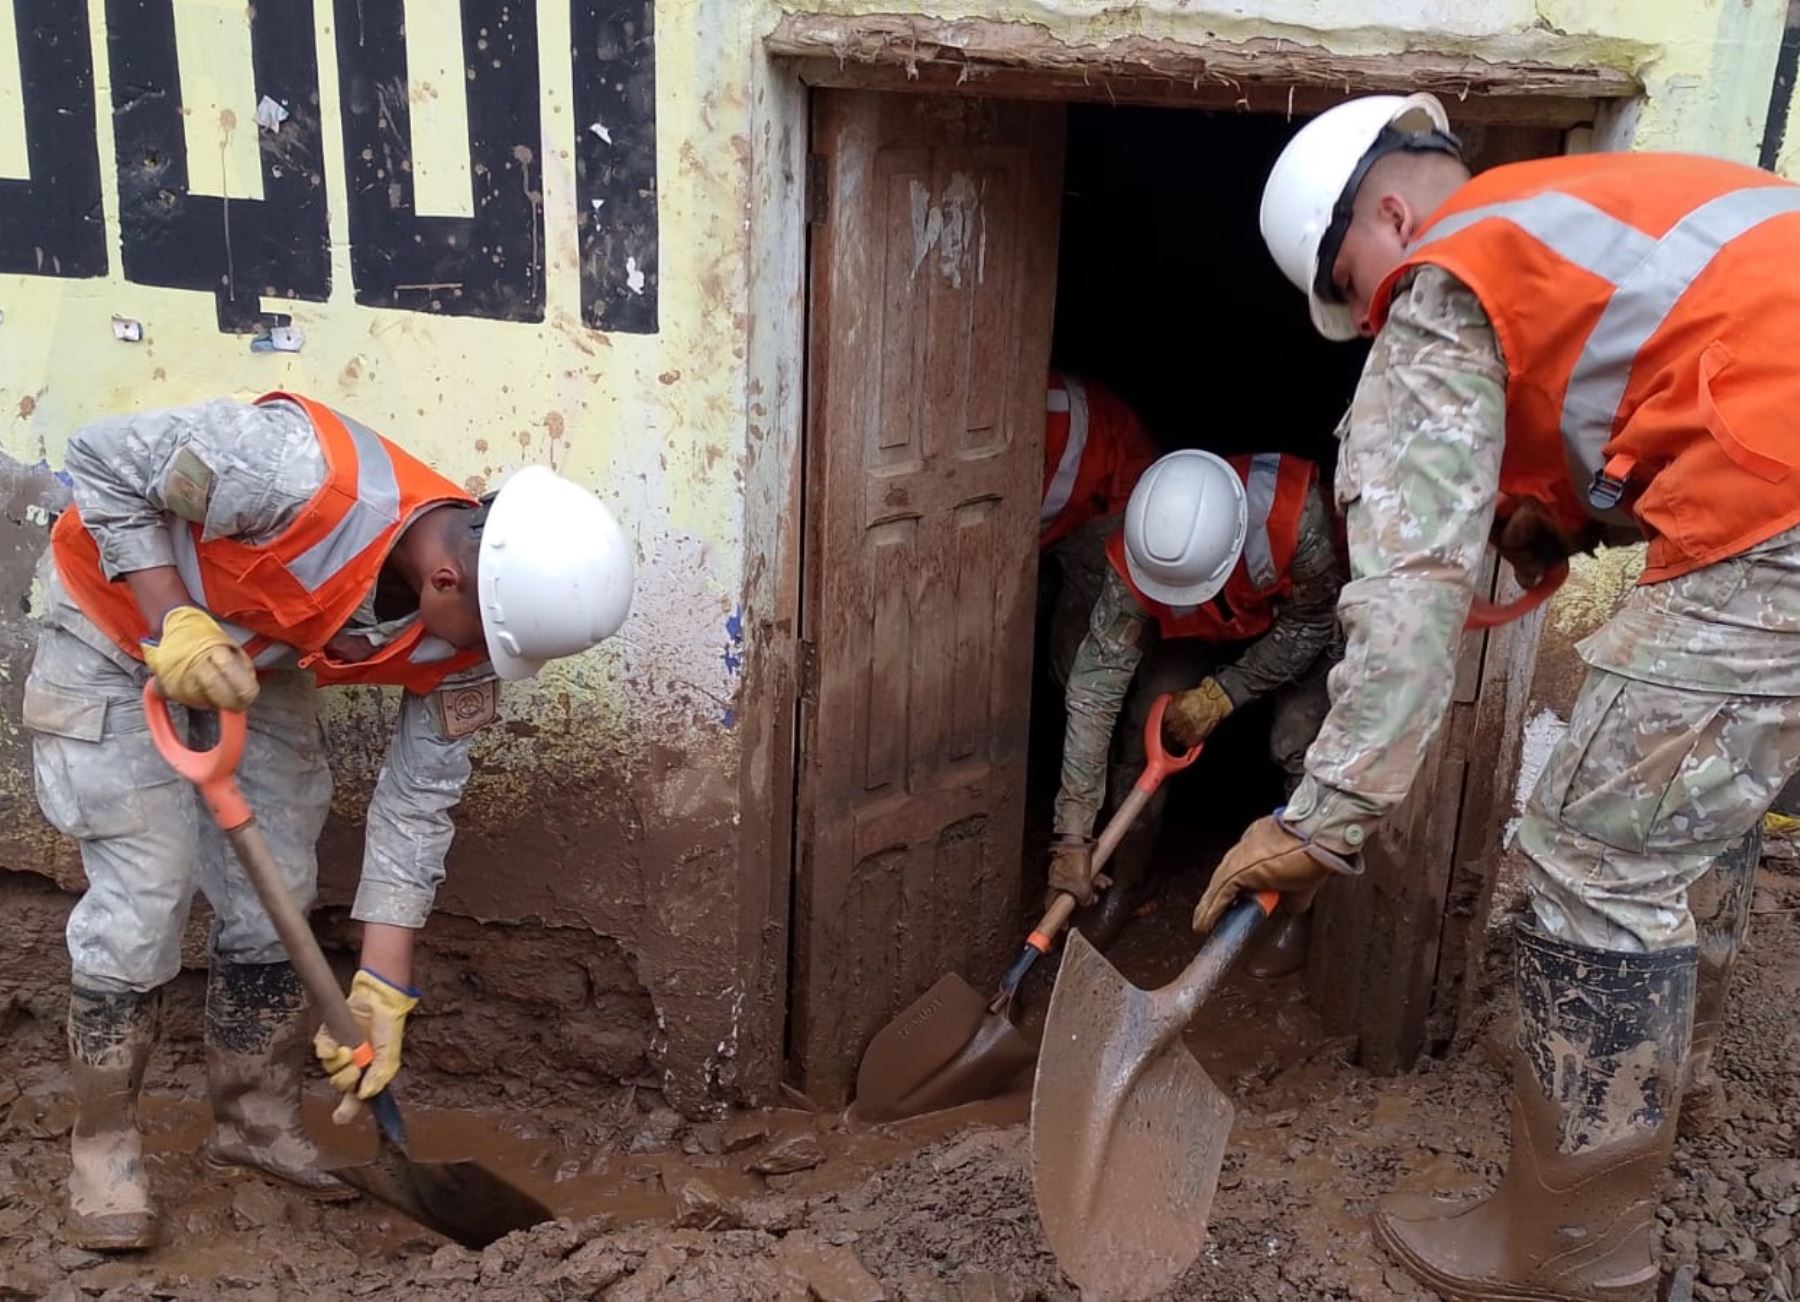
[
  {"x1": 331, "y1": 1148, "x2": 553, "y2": 1250},
  {"x1": 853, "y1": 973, "x2": 1036, "y2": 1122},
  {"x1": 331, "y1": 1094, "x2": 554, "y2": 1250},
  {"x1": 1030, "y1": 930, "x2": 1237, "y2": 1302}
]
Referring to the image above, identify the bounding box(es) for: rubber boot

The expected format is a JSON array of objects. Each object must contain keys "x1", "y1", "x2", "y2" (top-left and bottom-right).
[
  {"x1": 1072, "y1": 761, "x2": 1166, "y2": 952},
  {"x1": 203, "y1": 961, "x2": 355, "y2": 1199},
  {"x1": 1244, "y1": 774, "x2": 1317, "y2": 979},
  {"x1": 1244, "y1": 911, "x2": 1312, "y2": 979},
  {"x1": 66, "y1": 986, "x2": 160, "y2": 1251},
  {"x1": 1680, "y1": 826, "x2": 1757, "y2": 1137},
  {"x1": 1374, "y1": 924, "x2": 1696, "y2": 1302},
  {"x1": 1072, "y1": 810, "x2": 1159, "y2": 953}
]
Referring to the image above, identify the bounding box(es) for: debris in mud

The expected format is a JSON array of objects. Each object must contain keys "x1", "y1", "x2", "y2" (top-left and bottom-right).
[
  {"x1": 2, "y1": 861, "x2": 1797, "y2": 1301},
  {"x1": 721, "y1": 1112, "x2": 771, "y2": 1152},
  {"x1": 752, "y1": 1131, "x2": 826, "y2": 1176},
  {"x1": 672, "y1": 1174, "x2": 744, "y2": 1230}
]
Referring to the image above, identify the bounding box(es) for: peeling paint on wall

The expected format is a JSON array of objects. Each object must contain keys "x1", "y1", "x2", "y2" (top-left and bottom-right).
[{"x1": 5, "y1": 0, "x2": 1800, "y2": 1109}]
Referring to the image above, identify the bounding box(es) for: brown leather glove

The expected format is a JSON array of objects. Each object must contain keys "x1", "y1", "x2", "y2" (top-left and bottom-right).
[
  {"x1": 1192, "y1": 815, "x2": 1356, "y2": 936},
  {"x1": 1045, "y1": 838, "x2": 1104, "y2": 907},
  {"x1": 1491, "y1": 497, "x2": 1584, "y2": 591},
  {"x1": 1165, "y1": 677, "x2": 1234, "y2": 749}
]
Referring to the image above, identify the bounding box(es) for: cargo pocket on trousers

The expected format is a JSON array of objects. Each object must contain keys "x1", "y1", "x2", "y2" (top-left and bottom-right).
[
  {"x1": 24, "y1": 677, "x2": 161, "y2": 840},
  {"x1": 1548, "y1": 672, "x2": 1733, "y2": 856}
]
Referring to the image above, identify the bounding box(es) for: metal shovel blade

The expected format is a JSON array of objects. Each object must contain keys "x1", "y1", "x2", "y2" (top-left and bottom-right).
[
  {"x1": 331, "y1": 1147, "x2": 552, "y2": 1250},
  {"x1": 852, "y1": 973, "x2": 1037, "y2": 1122},
  {"x1": 329, "y1": 1095, "x2": 555, "y2": 1251},
  {"x1": 1031, "y1": 930, "x2": 1234, "y2": 1300}
]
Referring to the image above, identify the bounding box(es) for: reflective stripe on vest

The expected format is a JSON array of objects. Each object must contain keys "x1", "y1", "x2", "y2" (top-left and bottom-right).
[
  {"x1": 289, "y1": 408, "x2": 404, "y2": 586},
  {"x1": 1241, "y1": 453, "x2": 1283, "y2": 590},
  {"x1": 1041, "y1": 376, "x2": 1090, "y2": 527},
  {"x1": 1409, "y1": 184, "x2": 1800, "y2": 506}
]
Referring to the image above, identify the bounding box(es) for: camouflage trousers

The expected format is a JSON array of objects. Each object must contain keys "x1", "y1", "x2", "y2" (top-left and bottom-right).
[
  {"x1": 1043, "y1": 516, "x2": 1119, "y2": 688},
  {"x1": 1519, "y1": 528, "x2": 1800, "y2": 952},
  {"x1": 25, "y1": 627, "x2": 332, "y2": 992}
]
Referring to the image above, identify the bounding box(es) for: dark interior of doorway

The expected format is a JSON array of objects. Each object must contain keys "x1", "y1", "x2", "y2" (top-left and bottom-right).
[
  {"x1": 1024, "y1": 104, "x2": 1365, "y2": 915},
  {"x1": 1023, "y1": 102, "x2": 1564, "y2": 930}
]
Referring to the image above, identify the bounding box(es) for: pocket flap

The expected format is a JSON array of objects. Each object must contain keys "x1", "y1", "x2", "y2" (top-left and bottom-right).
[{"x1": 22, "y1": 677, "x2": 107, "y2": 742}]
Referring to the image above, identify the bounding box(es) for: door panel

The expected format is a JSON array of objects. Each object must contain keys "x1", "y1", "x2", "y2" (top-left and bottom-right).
[{"x1": 791, "y1": 91, "x2": 1064, "y2": 1102}]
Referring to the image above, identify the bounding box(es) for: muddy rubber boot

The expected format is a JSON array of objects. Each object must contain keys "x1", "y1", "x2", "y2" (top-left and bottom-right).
[
  {"x1": 1073, "y1": 776, "x2": 1163, "y2": 952},
  {"x1": 1070, "y1": 880, "x2": 1150, "y2": 954},
  {"x1": 1373, "y1": 924, "x2": 1696, "y2": 1302},
  {"x1": 1244, "y1": 911, "x2": 1312, "y2": 979},
  {"x1": 1680, "y1": 826, "x2": 1757, "y2": 1138},
  {"x1": 202, "y1": 961, "x2": 356, "y2": 1200},
  {"x1": 66, "y1": 986, "x2": 161, "y2": 1251}
]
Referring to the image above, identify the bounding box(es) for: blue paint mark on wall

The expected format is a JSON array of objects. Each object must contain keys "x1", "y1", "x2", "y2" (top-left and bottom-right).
[{"x1": 722, "y1": 607, "x2": 743, "y2": 677}]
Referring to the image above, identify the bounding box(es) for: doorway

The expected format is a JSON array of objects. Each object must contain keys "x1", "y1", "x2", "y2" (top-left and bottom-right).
[{"x1": 788, "y1": 87, "x2": 1567, "y2": 1103}]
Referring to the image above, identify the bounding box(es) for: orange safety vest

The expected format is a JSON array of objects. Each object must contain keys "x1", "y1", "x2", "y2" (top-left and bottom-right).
[
  {"x1": 1106, "y1": 453, "x2": 1316, "y2": 642},
  {"x1": 1371, "y1": 152, "x2": 1800, "y2": 584},
  {"x1": 51, "y1": 392, "x2": 489, "y2": 692},
  {"x1": 1041, "y1": 371, "x2": 1157, "y2": 549}
]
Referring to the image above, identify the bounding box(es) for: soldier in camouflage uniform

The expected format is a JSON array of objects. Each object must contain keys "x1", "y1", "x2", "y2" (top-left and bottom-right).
[
  {"x1": 1037, "y1": 372, "x2": 1158, "y2": 689},
  {"x1": 30, "y1": 397, "x2": 632, "y2": 1250},
  {"x1": 1049, "y1": 448, "x2": 1340, "y2": 962},
  {"x1": 1197, "y1": 93, "x2": 1800, "y2": 1301}
]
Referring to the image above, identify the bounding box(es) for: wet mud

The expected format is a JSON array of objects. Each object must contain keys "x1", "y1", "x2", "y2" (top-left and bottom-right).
[{"x1": 4, "y1": 844, "x2": 1798, "y2": 1299}]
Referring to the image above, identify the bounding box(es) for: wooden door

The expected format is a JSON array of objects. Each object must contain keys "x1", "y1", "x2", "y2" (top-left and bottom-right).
[{"x1": 790, "y1": 91, "x2": 1064, "y2": 1103}]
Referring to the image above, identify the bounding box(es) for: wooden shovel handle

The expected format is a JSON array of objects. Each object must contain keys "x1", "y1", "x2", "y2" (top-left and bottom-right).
[
  {"x1": 142, "y1": 683, "x2": 371, "y2": 1063},
  {"x1": 1029, "y1": 695, "x2": 1206, "y2": 951}
]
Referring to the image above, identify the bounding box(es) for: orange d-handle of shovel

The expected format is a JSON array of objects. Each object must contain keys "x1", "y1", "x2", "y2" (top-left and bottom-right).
[
  {"x1": 988, "y1": 693, "x2": 1204, "y2": 1015},
  {"x1": 140, "y1": 682, "x2": 376, "y2": 1080},
  {"x1": 1466, "y1": 561, "x2": 1567, "y2": 631}
]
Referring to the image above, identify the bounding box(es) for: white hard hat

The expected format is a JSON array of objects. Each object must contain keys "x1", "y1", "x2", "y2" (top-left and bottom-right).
[
  {"x1": 1122, "y1": 451, "x2": 1247, "y2": 607},
  {"x1": 477, "y1": 466, "x2": 634, "y2": 680},
  {"x1": 1259, "y1": 93, "x2": 1460, "y2": 341}
]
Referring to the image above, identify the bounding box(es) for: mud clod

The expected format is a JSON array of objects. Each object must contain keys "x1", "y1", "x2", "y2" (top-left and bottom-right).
[
  {"x1": 753, "y1": 1132, "x2": 826, "y2": 1176},
  {"x1": 227, "y1": 1181, "x2": 288, "y2": 1230},
  {"x1": 673, "y1": 1175, "x2": 743, "y2": 1230},
  {"x1": 722, "y1": 1114, "x2": 772, "y2": 1153}
]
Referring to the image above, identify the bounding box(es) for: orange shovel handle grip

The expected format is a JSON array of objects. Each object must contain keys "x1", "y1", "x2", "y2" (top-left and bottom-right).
[
  {"x1": 1135, "y1": 694, "x2": 1203, "y2": 793},
  {"x1": 141, "y1": 681, "x2": 252, "y2": 831},
  {"x1": 1466, "y1": 561, "x2": 1567, "y2": 630}
]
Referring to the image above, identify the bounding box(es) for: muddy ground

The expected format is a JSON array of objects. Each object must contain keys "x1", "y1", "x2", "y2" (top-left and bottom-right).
[{"x1": 3, "y1": 837, "x2": 1797, "y2": 1301}]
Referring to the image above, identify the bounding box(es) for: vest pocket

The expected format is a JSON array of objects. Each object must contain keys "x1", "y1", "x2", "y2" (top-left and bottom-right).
[{"x1": 1698, "y1": 341, "x2": 1791, "y2": 484}]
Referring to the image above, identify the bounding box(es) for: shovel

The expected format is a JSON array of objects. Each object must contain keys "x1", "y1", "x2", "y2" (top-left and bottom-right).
[
  {"x1": 852, "y1": 695, "x2": 1202, "y2": 1122},
  {"x1": 1031, "y1": 889, "x2": 1279, "y2": 1301},
  {"x1": 143, "y1": 682, "x2": 554, "y2": 1250}
]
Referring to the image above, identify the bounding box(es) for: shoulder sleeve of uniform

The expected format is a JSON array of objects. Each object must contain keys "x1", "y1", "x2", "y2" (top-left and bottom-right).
[{"x1": 1285, "y1": 262, "x2": 1505, "y2": 850}]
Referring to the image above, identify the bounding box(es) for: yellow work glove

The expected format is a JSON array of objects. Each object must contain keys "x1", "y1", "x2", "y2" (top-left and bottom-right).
[
  {"x1": 1045, "y1": 838, "x2": 1104, "y2": 908},
  {"x1": 1192, "y1": 814, "x2": 1358, "y2": 936},
  {"x1": 1164, "y1": 677, "x2": 1234, "y2": 749},
  {"x1": 313, "y1": 968, "x2": 418, "y2": 1124},
  {"x1": 142, "y1": 606, "x2": 259, "y2": 711}
]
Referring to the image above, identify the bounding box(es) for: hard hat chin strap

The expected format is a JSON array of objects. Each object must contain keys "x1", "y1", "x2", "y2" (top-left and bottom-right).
[{"x1": 1312, "y1": 123, "x2": 1464, "y2": 307}]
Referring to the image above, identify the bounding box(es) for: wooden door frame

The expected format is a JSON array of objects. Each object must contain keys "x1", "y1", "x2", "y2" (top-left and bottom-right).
[{"x1": 736, "y1": 25, "x2": 1645, "y2": 1100}]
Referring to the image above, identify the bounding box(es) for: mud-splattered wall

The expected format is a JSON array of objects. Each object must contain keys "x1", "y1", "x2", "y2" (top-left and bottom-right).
[
  {"x1": 6, "y1": 0, "x2": 1800, "y2": 1114},
  {"x1": 0, "y1": 0, "x2": 751, "y2": 1115}
]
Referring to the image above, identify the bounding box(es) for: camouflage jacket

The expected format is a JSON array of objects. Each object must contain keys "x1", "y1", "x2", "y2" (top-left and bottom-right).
[
  {"x1": 40, "y1": 398, "x2": 495, "y2": 929},
  {"x1": 1283, "y1": 265, "x2": 1508, "y2": 854}
]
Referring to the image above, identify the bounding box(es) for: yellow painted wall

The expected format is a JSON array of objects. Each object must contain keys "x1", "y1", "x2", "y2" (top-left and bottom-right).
[
  {"x1": 5, "y1": 0, "x2": 1799, "y2": 1105},
  {"x1": 0, "y1": 0, "x2": 762, "y2": 1110}
]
